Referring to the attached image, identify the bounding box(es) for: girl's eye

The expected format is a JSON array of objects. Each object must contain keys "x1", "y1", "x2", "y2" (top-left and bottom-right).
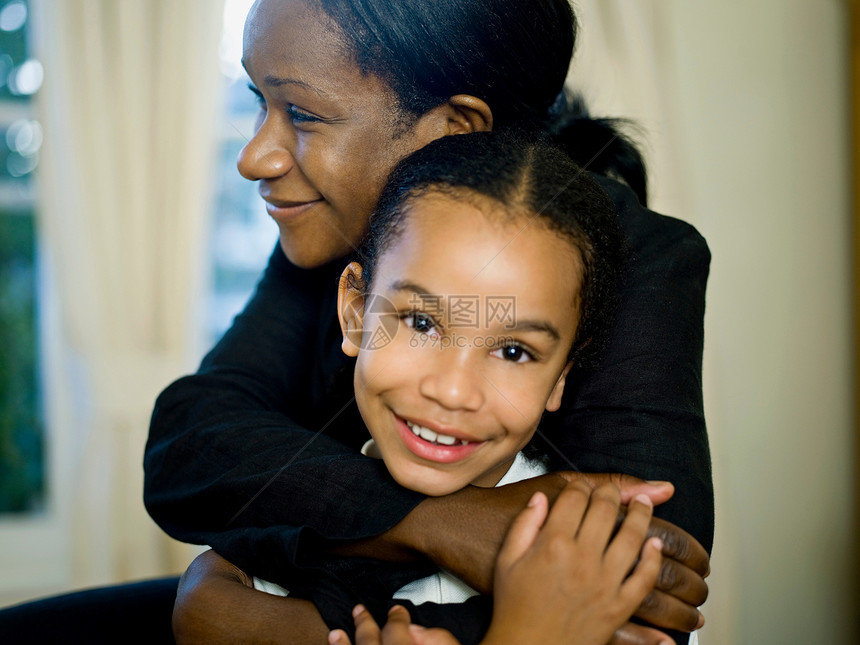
[
  {"x1": 404, "y1": 312, "x2": 439, "y2": 336},
  {"x1": 491, "y1": 343, "x2": 535, "y2": 364}
]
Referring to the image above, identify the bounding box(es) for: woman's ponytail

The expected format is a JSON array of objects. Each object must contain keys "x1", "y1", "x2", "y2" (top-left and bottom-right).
[
  {"x1": 318, "y1": 0, "x2": 648, "y2": 205},
  {"x1": 550, "y1": 93, "x2": 648, "y2": 207}
]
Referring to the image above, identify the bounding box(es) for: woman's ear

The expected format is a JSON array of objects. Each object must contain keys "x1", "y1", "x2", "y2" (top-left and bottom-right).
[
  {"x1": 445, "y1": 95, "x2": 493, "y2": 134},
  {"x1": 413, "y1": 94, "x2": 493, "y2": 142},
  {"x1": 337, "y1": 262, "x2": 366, "y2": 357},
  {"x1": 545, "y1": 362, "x2": 573, "y2": 412}
]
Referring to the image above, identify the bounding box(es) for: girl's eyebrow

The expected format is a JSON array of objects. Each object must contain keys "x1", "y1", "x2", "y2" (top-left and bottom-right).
[
  {"x1": 388, "y1": 280, "x2": 433, "y2": 297},
  {"x1": 506, "y1": 320, "x2": 560, "y2": 341}
]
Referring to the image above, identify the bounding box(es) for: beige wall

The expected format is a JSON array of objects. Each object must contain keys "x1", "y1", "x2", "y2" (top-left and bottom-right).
[{"x1": 573, "y1": 1, "x2": 855, "y2": 643}]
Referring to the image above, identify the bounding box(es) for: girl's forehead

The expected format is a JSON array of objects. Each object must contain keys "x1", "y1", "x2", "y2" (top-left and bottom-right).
[
  {"x1": 400, "y1": 191, "x2": 552, "y2": 247},
  {"x1": 381, "y1": 193, "x2": 582, "y2": 297}
]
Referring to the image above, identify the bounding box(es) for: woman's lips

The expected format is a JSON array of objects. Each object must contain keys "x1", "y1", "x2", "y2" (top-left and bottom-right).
[
  {"x1": 264, "y1": 198, "x2": 324, "y2": 223},
  {"x1": 395, "y1": 416, "x2": 483, "y2": 464}
]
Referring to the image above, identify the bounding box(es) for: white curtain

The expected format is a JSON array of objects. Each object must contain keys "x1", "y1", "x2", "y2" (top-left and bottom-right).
[
  {"x1": 569, "y1": 2, "x2": 739, "y2": 643},
  {"x1": 32, "y1": 0, "x2": 224, "y2": 585}
]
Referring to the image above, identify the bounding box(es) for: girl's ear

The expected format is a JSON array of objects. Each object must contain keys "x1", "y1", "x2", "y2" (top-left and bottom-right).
[
  {"x1": 412, "y1": 94, "x2": 493, "y2": 143},
  {"x1": 337, "y1": 262, "x2": 366, "y2": 357},
  {"x1": 545, "y1": 362, "x2": 573, "y2": 412}
]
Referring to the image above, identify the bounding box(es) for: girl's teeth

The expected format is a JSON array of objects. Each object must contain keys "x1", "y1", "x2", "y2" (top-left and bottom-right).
[
  {"x1": 407, "y1": 421, "x2": 463, "y2": 446},
  {"x1": 418, "y1": 427, "x2": 437, "y2": 443}
]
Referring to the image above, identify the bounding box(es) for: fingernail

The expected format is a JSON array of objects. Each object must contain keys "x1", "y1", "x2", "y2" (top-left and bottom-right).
[
  {"x1": 650, "y1": 537, "x2": 663, "y2": 551},
  {"x1": 633, "y1": 493, "x2": 653, "y2": 507},
  {"x1": 388, "y1": 604, "x2": 405, "y2": 615},
  {"x1": 645, "y1": 480, "x2": 671, "y2": 487},
  {"x1": 352, "y1": 604, "x2": 366, "y2": 618},
  {"x1": 528, "y1": 492, "x2": 541, "y2": 507},
  {"x1": 697, "y1": 611, "x2": 705, "y2": 629},
  {"x1": 328, "y1": 629, "x2": 346, "y2": 645}
]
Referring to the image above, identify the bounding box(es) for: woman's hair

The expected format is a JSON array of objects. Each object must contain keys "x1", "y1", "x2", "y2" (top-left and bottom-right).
[
  {"x1": 313, "y1": 0, "x2": 648, "y2": 204},
  {"x1": 358, "y1": 131, "x2": 627, "y2": 370}
]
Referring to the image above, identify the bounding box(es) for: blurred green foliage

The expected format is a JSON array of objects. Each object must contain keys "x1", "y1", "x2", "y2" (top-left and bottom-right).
[{"x1": 0, "y1": 210, "x2": 43, "y2": 513}]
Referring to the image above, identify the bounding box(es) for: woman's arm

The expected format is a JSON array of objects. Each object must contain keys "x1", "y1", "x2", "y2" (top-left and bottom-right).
[
  {"x1": 173, "y1": 549, "x2": 328, "y2": 645},
  {"x1": 332, "y1": 473, "x2": 707, "y2": 636},
  {"x1": 331, "y1": 484, "x2": 672, "y2": 645}
]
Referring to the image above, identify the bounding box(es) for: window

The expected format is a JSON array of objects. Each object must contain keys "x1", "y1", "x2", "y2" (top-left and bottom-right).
[
  {"x1": 0, "y1": 0, "x2": 43, "y2": 515},
  {"x1": 207, "y1": 0, "x2": 274, "y2": 342}
]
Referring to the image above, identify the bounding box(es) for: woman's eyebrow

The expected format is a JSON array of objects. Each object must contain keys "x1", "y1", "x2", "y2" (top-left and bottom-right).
[
  {"x1": 262, "y1": 74, "x2": 328, "y2": 96},
  {"x1": 239, "y1": 60, "x2": 329, "y2": 97}
]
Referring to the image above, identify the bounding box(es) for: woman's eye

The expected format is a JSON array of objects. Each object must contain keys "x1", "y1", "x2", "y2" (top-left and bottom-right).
[
  {"x1": 491, "y1": 344, "x2": 534, "y2": 364},
  {"x1": 247, "y1": 84, "x2": 266, "y2": 111},
  {"x1": 286, "y1": 104, "x2": 323, "y2": 125},
  {"x1": 404, "y1": 312, "x2": 439, "y2": 336}
]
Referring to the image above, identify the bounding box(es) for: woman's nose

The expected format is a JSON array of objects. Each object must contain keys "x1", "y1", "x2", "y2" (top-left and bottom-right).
[
  {"x1": 236, "y1": 117, "x2": 295, "y2": 181},
  {"x1": 418, "y1": 352, "x2": 485, "y2": 412}
]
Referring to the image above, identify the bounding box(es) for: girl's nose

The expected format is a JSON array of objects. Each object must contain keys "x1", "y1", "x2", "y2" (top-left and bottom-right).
[
  {"x1": 236, "y1": 117, "x2": 295, "y2": 181},
  {"x1": 418, "y1": 352, "x2": 485, "y2": 412}
]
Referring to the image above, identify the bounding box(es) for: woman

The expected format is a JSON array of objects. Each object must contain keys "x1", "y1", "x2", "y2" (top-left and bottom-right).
[{"x1": 152, "y1": 0, "x2": 712, "y2": 643}]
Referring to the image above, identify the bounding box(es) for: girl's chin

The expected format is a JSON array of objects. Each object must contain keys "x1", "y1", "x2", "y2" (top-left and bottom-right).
[{"x1": 393, "y1": 469, "x2": 469, "y2": 497}]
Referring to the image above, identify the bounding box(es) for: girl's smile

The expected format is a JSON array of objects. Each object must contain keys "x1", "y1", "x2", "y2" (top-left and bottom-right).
[{"x1": 395, "y1": 416, "x2": 484, "y2": 464}]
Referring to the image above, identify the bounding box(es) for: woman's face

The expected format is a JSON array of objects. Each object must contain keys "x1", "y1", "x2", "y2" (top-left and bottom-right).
[
  {"x1": 240, "y1": 0, "x2": 438, "y2": 267},
  {"x1": 340, "y1": 194, "x2": 582, "y2": 496}
]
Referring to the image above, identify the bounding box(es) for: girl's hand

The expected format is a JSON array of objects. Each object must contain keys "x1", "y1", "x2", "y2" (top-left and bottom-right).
[
  {"x1": 483, "y1": 481, "x2": 668, "y2": 645},
  {"x1": 329, "y1": 605, "x2": 460, "y2": 645}
]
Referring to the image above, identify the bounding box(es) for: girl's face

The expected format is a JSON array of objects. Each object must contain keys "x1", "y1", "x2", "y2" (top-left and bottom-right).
[
  {"x1": 240, "y1": 0, "x2": 440, "y2": 267},
  {"x1": 339, "y1": 193, "x2": 582, "y2": 496}
]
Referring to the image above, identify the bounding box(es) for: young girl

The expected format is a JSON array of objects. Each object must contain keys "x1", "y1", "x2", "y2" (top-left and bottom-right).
[{"x1": 222, "y1": 132, "x2": 675, "y2": 645}]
